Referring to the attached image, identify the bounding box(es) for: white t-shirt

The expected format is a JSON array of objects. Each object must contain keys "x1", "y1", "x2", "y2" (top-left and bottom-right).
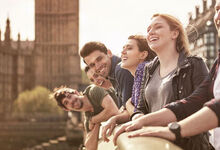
[{"x1": 211, "y1": 66, "x2": 220, "y2": 150}]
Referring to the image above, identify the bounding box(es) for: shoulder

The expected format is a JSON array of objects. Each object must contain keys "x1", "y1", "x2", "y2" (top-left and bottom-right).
[
  {"x1": 143, "y1": 57, "x2": 159, "y2": 73},
  {"x1": 89, "y1": 84, "x2": 105, "y2": 93},
  {"x1": 115, "y1": 62, "x2": 133, "y2": 76},
  {"x1": 187, "y1": 55, "x2": 206, "y2": 63},
  {"x1": 84, "y1": 84, "x2": 105, "y2": 96},
  {"x1": 185, "y1": 55, "x2": 208, "y2": 75}
]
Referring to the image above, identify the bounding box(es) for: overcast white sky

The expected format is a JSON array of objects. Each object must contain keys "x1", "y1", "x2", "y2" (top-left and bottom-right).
[{"x1": 0, "y1": 0, "x2": 213, "y2": 57}]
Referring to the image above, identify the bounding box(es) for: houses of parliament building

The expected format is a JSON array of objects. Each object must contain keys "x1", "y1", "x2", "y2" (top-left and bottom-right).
[{"x1": 0, "y1": 0, "x2": 81, "y2": 119}]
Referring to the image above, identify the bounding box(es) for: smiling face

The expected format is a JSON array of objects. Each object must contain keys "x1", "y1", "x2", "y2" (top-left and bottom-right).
[
  {"x1": 86, "y1": 68, "x2": 112, "y2": 89},
  {"x1": 61, "y1": 92, "x2": 83, "y2": 111},
  {"x1": 146, "y1": 16, "x2": 178, "y2": 53},
  {"x1": 214, "y1": 0, "x2": 220, "y2": 35},
  {"x1": 84, "y1": 50, "x2": 112, "y2": 78},
  {"x1": 121, "y1": 39, "x2": 146, "y2": 72}
]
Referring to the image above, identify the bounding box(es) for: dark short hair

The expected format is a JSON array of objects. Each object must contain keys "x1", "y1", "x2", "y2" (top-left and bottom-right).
[
  {"x1": 80, "y1": 41, "x2": 108, "y2": 58},
  {"x1": 53, "y1": 86, "x2": 75, "y2": 109},
  {"x1": 128, "y1": 35, "x2": 156, "y2": 61}
]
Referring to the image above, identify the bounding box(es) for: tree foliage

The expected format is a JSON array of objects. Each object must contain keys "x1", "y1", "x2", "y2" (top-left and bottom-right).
[{"x1": 12, "y1": 86, "x2": 63, "y2": 115}]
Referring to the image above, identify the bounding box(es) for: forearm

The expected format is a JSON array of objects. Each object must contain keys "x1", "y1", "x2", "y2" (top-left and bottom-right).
[
  {"x1": 114, "y1": 110, "x2": 130, "y2": 124},
  {"x1": 85, "y1": 124, "x2": 100, "y2": 150},
  {"x1": 180, "y1": 107, "x2": 218, "y2": 138},
  {"x1": 138, "y1": 108, "x2": 177, "y2": 126},
  {"x1": 92, "y1": 108, "x2": 119, "y2": 124}
]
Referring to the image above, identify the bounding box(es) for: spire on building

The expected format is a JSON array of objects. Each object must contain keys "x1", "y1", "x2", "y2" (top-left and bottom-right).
[
  {"x1": 188, "y1": 12, "x2": 193, "y2": 22},
  {"x1": 17, "y1": 33, "x2": 21, "y2": 49},
  {"x1": 195, "y1": 6, "x2": 200, "y2": 18},
  {"x1": 211, "y1": 0, "x2": 216, "y2": 7},
  {"x1": 203, "y1": 0, "x2": 207, "y2": 13},
  {"x1": 4, "y1": 18, "x2": 11, "y2": 47}
]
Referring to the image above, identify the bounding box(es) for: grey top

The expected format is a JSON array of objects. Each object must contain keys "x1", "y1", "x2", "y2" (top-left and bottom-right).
[{"x1": 144, "y1": 66, "x2": 176, "y2": 112}]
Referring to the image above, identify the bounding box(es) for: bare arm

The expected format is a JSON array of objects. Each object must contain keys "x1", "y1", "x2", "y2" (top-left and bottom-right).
[
  {"x1": 180, "y1": 107, "x2": 218, "y2": 137},
  {"x1": 125, "y1": 108, "x2": 177, "y2": 132},
  {"x1": 128, "y1": 107, "x2": 219, "y2": 141},
  {"x1": 101, "y1": 110, "x2": 130, "y2": 142},
  {"x1": 91, "y1": 94, "x2": 119, "y2": 124},
  {"x1": 85, "y1": 124, "x2": 100, "y2": 150}
]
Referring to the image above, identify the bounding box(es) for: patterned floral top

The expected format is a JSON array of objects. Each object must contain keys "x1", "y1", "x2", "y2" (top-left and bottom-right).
[{"x1": 131, "y1": 61, "x2": 148, "y2": 112}]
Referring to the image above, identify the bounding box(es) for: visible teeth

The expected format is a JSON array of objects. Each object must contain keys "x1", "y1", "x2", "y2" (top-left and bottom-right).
[
  {"x1": 150, "y1": 37, "x2": 158, "y2": 42},
  {"x1": 99, "y1": 80, "x2": 104, "y2": 86}
]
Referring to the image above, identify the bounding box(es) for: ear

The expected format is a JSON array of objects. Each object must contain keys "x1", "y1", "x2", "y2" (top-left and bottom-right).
[
  {"x1": 172, "y1": 29, "x2": 179, "y2": 40},
  {"x1": 107, "y1": 49, "x2": 112, "y2": 57},
  {"x1": 139, "y1": 51, "x2": 148, "y2": 60}
]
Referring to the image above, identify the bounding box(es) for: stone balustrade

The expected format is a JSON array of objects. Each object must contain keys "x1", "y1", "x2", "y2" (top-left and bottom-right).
[{"x1": 98, "y1": 126, "x2": 183, "y2": 150}]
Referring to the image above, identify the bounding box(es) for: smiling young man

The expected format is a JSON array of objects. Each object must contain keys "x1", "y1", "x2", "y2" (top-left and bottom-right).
[
  {"x1": 84, "y1": 65, "x2": 112, "y2": 89},
  {"x1": 53, "y1": 86, "x2": 119, "y2": 150},
  {"x1": 80, "y1": 41, "x2": 134, "y2": 108}
]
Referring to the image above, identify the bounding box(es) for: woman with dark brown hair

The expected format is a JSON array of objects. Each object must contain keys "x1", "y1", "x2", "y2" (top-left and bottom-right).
[{"x1": 101, "y1": 34, "x2": 156, "y2": 142}]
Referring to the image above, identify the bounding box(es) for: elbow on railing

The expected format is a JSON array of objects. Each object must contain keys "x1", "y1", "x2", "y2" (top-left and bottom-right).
[{"x1": 98, "y1": 126, "x2": 183, "y2": 150}]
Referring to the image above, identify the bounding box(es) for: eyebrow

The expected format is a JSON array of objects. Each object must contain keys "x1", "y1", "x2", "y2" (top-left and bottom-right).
[
  {"x1": 123, "y1": 44, "x2": 129, "y2": 49},
  {"x1": 147, "y1": 22, "x2": 163, "y2": 31},
  {"x1": 149, "y1": 22, "x2": 163, "y2": 27}
]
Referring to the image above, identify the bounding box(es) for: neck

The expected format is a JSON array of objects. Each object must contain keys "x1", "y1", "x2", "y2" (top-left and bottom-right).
[
  {"x1": 81, "y1": 96, "x2": 93, "y2": 112},
  {"x1": 156, "y1": 45, "x2": 179, "y2": 69},
  {"x1": 129, "y1": 61, "x2": 145, "y2": 77},
  {"x1": 129, "y1": 67, "x2": 136, "y2": 76},
  {"x1": 156, "y1": 45, "x2": 179, "y2": 77}
]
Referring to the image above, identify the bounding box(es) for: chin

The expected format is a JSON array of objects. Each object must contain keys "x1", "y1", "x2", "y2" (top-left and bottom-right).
[{"x1": 121, "y1": 63, "x2": 128, "y2": 69}]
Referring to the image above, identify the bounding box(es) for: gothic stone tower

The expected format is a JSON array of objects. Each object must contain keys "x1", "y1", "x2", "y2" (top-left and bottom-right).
[{"x1": 35, "y1": 0, "x2": 81, "y2": 89}]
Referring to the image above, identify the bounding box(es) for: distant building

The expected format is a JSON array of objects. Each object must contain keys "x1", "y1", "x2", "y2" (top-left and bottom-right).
[
  {"x1": 186, "y1": 0, "x2": 218, "y2": 69},
  {"x1": 0, "y1": 0, "x2": 81, "y2": 119}
]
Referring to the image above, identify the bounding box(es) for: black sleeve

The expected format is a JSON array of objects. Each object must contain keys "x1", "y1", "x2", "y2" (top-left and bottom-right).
[
  {"x1": 204, "y1": 99, "x2": 220, "y2": 127},
  {"x1": 165, "y1": 59, "x2": 216, "y2": 121},
  {"x1": 190, "y1": 57, "x2": 209, "y2": 90}
]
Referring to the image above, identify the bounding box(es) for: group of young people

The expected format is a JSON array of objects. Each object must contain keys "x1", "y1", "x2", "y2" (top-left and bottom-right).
[{"x1": 52, "y1": 1, "x2": 220, "y2": 150}]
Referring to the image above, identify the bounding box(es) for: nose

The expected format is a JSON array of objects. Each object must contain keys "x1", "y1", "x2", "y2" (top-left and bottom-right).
[
  {"x1": 147, "y1": 28, "x2": 155, "y2": 35},
  {"x1": 95, "y1": 62, "x2": 102, "y2": 73},
  {"x1": 121, "y1": 48, "x2": 126, "y2": 55},
  {"x1": 93, "y1": 74, "x2": 99, "y2": 83}
]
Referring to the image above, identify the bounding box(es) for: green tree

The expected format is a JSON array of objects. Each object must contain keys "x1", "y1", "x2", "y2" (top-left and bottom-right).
[{"x1": 12, "y1": 86, "x2": 63, "y2": 115}]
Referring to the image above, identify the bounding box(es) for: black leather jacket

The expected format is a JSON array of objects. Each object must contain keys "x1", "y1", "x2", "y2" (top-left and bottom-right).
[
  {"x1": 132, "y1": 52, "x2": 212, "y2": 150},
  {"x1": 135, "y1": 52, "x2": 209, "y2": 114}
]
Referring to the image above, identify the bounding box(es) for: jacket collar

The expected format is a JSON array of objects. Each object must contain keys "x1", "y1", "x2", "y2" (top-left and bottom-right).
[{"x1": 147, "y1": 51, "x2": 191, "y2": 76}]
